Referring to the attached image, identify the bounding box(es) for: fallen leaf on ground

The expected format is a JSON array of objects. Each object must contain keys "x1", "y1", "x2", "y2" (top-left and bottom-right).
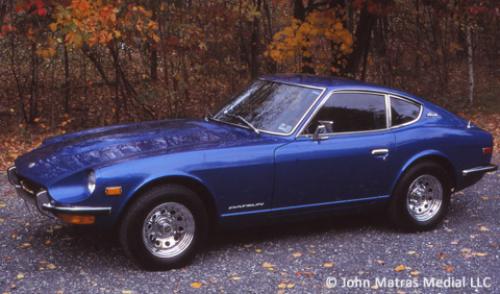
[
  {"x1": 287, "y1": 283, "x2": 295, "y2": 289},
  {"x1": 255, "y1": 248, "x2": 262, "y2": 253},
  {"x1": 292, "y1": 252, "x2": 302, "y2": 258},
  {"x1": 16, "y1": 273, "x2": 24, "y2": 280},
  {"x1": 473, "y1": 252, "x2": 488, "y2": 257},
  {"x1": 230, "y1": 275, "x2": 241, "y2": 281},
  {"x1": 0, "y1": 201, "x2": 6, "y2": 208},
  {"x1": 323, "y1": 262, "x2": 334, "y2": 268},
  {"x1": 375, "y1": 259, "x2": 385, "y2": 265},
  {"x1": 443, "y1": 264, "x2": 454, "y2": 273},
  {"x1": 295, "y1": 271, "x2": 314, "y2": 278},
  {"x1": 479, "y1": 225, "x2": 490, "y2": 232},
  {"x1": 262, "y1": 262, "x2": 274, "y2": 268},
  {"x1": 436, "y1": 252, "x2": 448, "y2": 260},
  {"x1": 46, "y1": 263, "x2": 57, "y2": 270},
  {"x1": 122, "y1": 291, "x2": 133, "y2": 294},
  {"x1": 394, "y1": 265, "x2": 407, "y2": 272},
  {"x1": 407, "y1": 250, "x2": 416, "y2": 256},
  {"x1": 19, "y1": 243, "x2": 31, "y2": 249},
  {"x1": 410, "y1": 270, "x2": 420, "y2": 276},
  {"x1": 190, "y1": 282, "x2": 202, "y2": 289},
  {"x1": 278, "y1": 283, "x2": 286, "y2": 289}
]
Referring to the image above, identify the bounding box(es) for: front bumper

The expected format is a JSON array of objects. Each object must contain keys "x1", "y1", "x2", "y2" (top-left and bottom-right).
[{"x1": 7, "y1": 166, "x2": 111, "y2": 217}]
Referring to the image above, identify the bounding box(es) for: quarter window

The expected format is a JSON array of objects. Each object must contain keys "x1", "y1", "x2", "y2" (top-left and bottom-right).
[
  {"x1": 305, "y1": 93, "x2": 387, "y2": 134},
  {"x1": 390, "y1": 97, "x2": 420, "y2": 126}
]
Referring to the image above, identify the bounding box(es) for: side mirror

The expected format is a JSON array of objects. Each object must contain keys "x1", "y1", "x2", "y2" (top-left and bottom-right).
[
  {"x1": 313, "y1": 125, "x2": 328, "y2": 141},
  {"x1": 318, "y1": 120, "x2": 334, "y2": 132}
]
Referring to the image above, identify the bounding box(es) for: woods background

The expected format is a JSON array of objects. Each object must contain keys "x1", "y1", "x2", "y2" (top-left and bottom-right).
[{"x1": 0, "y1": 0, "x2": 498, "y2": 169}]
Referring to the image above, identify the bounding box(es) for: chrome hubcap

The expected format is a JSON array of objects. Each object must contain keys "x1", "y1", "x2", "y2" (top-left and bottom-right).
[
  {"x1": 406, "y1": 174, "x2": 443, "y2": 222},
  {"x1": 142, "y1": 202, "x2": 195, "y2": 258}
]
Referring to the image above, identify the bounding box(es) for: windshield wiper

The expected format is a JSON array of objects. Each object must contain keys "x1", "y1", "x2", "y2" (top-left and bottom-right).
[{"x1": 225, "y1": 113, "x2": 260, "y2": 135}]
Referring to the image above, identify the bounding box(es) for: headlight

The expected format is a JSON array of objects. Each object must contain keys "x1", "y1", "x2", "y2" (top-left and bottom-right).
[{"x1": 87, "y1": 170, "x2": 96, "y2": 194}]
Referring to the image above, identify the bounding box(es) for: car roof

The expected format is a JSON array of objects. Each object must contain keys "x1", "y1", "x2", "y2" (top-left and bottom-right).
[{"x1": 260, "y1": 74, "x2": 425, "y2": 104}]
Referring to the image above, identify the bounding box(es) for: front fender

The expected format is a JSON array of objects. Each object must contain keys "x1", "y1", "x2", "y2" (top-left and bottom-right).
[{"x1": 94, "y1": 153, "x2": 217, "y2": 227}]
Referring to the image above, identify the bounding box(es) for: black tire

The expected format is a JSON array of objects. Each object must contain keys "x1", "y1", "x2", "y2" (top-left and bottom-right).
[
  {"x1": 119, "y1": 184, "x2": 208, "y2": 270},
  {"x1": 389, "y1": 161, "x2": 451, "y2": 231}
]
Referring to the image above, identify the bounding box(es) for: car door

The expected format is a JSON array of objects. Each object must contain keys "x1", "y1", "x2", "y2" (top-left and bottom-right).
[{"x1": 273, "y1": 92, "x2": 396, "y2": 211}]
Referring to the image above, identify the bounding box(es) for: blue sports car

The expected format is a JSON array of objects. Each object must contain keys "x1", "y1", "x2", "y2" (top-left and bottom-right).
[{"x1": 7, "y1": 74, "x2": 497, "y2": 270}]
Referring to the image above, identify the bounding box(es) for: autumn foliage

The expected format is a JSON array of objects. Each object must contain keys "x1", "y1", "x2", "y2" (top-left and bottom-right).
[{"x1": 0, "y1": 0, "x2": 499, "y2": 169}]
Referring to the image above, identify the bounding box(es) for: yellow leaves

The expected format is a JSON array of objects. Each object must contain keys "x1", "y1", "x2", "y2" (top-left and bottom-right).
[
  {"x1": 322, "y1": 261, "x2": 334, "y2": 268},
  {"x1": 262, "y1": 262, "x2": 274, "y2": 269},
  {"x1": 16, "y1": 273, "x2": 24, "y2": 280},
  {"x1": 36, "y1": 47, "x2": 57, "y2": 59},
  {"x1": 51, "y1": 1, "x2": 156, "y2": 49},
  {"x1": 265, "y1": 9, "x2": 352, "y2": 73},
  {"x1": 190, "y1": 282, "x2": 202, "y2": 289},
  {"x1": 72, "y1": 0, "x2": 91, "y2": 14},
  {"x1": 394, "y1": 264, "x2": 407, "y2": 272},
  {"x1": 49, "y1": 23, "x2": 58, "y2": 32}
]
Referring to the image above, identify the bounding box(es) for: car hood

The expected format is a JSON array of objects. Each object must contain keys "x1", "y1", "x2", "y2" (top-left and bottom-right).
[{"x1": 15, "y1": 119, "x2": 276, "y2": 185}]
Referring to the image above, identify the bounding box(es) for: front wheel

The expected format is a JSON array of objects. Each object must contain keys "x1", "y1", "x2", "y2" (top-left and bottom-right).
[
  {"x1": 119, "y1": 184, "x2": 208, "y2": 270},
  {"x1": 389, "y1": 161, "x2": 452, "y2": 230}
]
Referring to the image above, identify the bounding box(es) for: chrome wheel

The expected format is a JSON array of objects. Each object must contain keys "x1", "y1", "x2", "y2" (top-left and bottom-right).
[
  {"x1": 142, "y1": 202, "x2": 195, "y2": 258},
  {"x1": 406, "y1": 174, "x2": 443, "y2": 222}
]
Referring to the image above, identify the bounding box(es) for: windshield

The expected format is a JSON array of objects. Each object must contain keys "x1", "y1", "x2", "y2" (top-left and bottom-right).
[{"x1": 213, "y1": 80, "x2": 323, "y2": 135}]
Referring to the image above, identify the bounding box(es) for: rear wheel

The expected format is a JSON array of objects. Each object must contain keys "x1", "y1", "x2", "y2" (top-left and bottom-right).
[
  {"x1": 389, "y1": 161, "x2": 451, "y2": 230},
  {"x1": 119, "y1": 184, "x2": 208, "y2": 270}
]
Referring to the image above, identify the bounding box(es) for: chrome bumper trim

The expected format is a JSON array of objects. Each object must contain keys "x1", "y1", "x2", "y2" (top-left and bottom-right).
[
  {"x1": 41, "y1": 202, "x2": 112, "y2": 215},
  {"x1": 462, "y1": 165, "x2": 497, "y2": 176},
  {"x1": 8, "y1": 166, "x2": 112, "y2": 216}
]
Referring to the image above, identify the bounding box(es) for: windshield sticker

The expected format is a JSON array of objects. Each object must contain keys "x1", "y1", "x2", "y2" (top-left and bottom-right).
[{"x1": 278, "y1": 123, "x2": 292, "y2": 133}]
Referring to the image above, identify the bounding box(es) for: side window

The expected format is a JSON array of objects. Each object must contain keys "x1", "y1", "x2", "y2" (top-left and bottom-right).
[
  {"x1": 305, "y1": 93, "x2": 387, "y2": 134},
  {"x1": 390, "y1": 97, "x2": 420, "y2": 126}
]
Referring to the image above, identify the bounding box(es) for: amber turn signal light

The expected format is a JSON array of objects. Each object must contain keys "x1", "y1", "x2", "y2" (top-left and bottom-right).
[
  {"x1": 105, "y1": 186, "x2": 122, "y2": 196},
  {"x1": 57, "y1": 214, "x2": 95, "y2": 225}
]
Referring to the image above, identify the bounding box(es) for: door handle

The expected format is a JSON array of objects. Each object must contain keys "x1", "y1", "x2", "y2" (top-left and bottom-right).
[{"x1": 371, "y1": 148, "x2": 389, "y2": 156}]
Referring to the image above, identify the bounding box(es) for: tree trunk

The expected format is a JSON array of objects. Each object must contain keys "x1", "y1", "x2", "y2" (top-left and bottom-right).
[
  {"x1": 28, "y1": 42, "x2": 38, "y2": 123},
  {"x1": 9, "y1": 36, "x2": 28, "y2": 123},
  {"x1": 150, "y1": 43, "x2": 158, "y2": 81},
  {"x1": 293, "y1": 0, "x2": 314, "y2": 74},
  {"x1": 345, "y1": 3, "x2": 376, "y2": 76},
  {"x1": 63, "y1": 45, "x2": 71, "y2": 113},
  {"x1": 249, "y1": 0, "x2": 261, "y2": 78},
  {"x1": 466, "y1": 24, "x2": 474, "y2": 105}
]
